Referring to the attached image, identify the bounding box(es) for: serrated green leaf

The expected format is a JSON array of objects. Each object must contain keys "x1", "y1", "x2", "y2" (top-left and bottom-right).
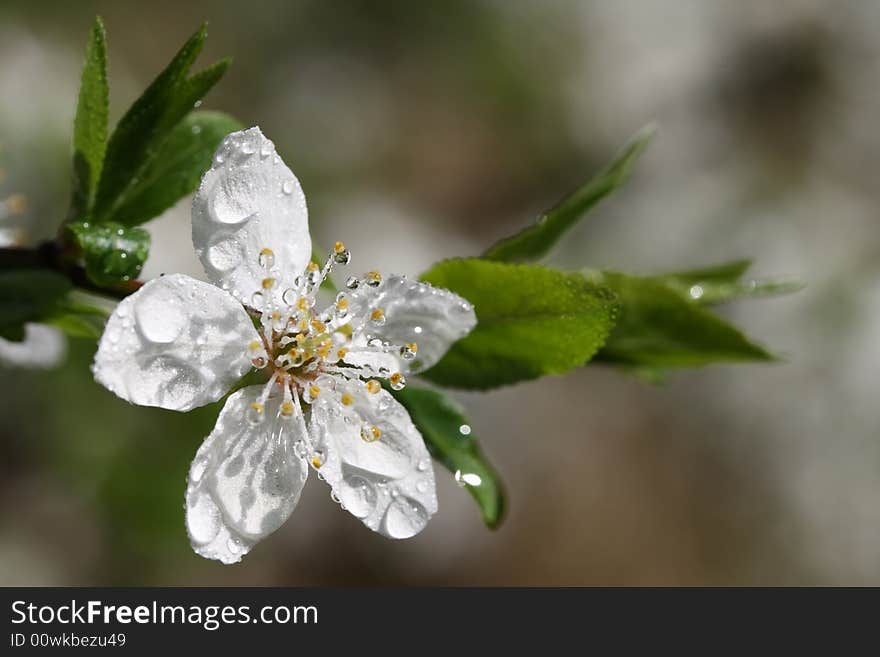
[
  {"x1": 482, "y1": 125, "x2": 655, "y2": 263},
  {"x1": 69, "y1": 16, "x2": 109, "y2": 221},
  {"x1": 0, "y1": 270, "x2": 72, "y2": 339},
  {"x1": 391, "y1": 385, "x2": 504, "y2": 528},
  {"x1": 93, "y1": 23, "x2": 230, "y2": 225},
  {"x1": 590, "y1": 271, "x2": 775, "y2": 369},
  {"x1": 420, "y1": 258, "x2": 619, "y2": 389},
  {"x1": 106, "y1": 111, "x2": 241, "y2": 225},
  {"x1": 68, "y1": 221, "x2": 150, "y2": 288}
]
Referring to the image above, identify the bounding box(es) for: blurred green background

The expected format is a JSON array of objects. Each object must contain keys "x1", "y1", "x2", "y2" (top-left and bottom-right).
[{"x1": 1, "y1": 0, "x2": 879, "y2": 585}]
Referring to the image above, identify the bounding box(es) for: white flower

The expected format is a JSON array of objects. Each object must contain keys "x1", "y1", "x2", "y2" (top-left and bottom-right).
[
  {"x1": 0, "y1": 323, "x2": 66, "y2": 369},
  {"x1": 92, "y1": 127, "x2": 477, "y2": 564}
]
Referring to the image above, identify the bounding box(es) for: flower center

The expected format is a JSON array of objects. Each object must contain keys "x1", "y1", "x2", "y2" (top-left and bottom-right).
[{"x1": 240, "y1": 242, "x2": 419, "y2": 465}]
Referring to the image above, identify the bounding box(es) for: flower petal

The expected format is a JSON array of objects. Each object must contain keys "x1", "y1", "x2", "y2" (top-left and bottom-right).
[
  {"x1": 0, "y1": 323, "x2": 66, "y2": 369},
  {"x1": 345, "y1": 274, "x2": 476, "y2": 372},
  {"x1": 93, "y1": 274, "x2": 259, "y2": 411},
  {"x1": 186, "y1": 385, "x2": 309, "y2": 564},
  {"x1": 192, "y1": 127, "x2": 312, "y2": 304},
  {"x1": 309, "y1": 378, "x2": 437, "y2": 538}
]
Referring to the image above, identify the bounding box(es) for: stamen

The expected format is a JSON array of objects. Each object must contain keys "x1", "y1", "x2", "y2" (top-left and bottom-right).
[
  {"x1": 370, "y1": 308, "x2": 386, "y2": 326},
  {"x1": 360, "y1": 425, "x2": 381, "y2": 443},
  {"x1": 399, "y1": 342, "x2": 418, "y2": 360},
  {"x1": 258, "y1": 247, "x2": 275, "y2": 269},
  {"x1": 365, "y1": 270, "x2": 382, "y2": 287},
  {"x1": 341, "y1": 392, "x2": 354, "y2": 406},
  {"x1": 365, "y1": 380, "x2": 381, "y2": 394},
  {"x1": 389, "y1": 372, "x2": 406, "y2": 391}
]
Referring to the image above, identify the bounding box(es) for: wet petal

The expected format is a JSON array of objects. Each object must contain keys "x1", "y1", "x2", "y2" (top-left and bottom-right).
[
  {"x1": 186, "y1": 385, "x2": 309, "y2": 564},
  {"x1": 93, "y1": 274, "x2": 259, "y2": 411},
  {"x1": 0, "y1": 323, "x2": 66, "y2": 369},
  {"x1": 192, "y1": 127, "x2": 312, "y2": 304},
  {"x1": 345, "y1": 274, "x2": 476, "y2": 372},
  {"x1": 309, "y1": 379, "x2": 437, "y2": 538}
]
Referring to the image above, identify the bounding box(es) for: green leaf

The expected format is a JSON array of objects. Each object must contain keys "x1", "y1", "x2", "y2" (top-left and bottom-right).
[
  {"x1": 105, "y1": 111, "x2": 242, "y2": 225},
  {"x1": 590, "y1": 271, "x2": 775, "y2": 370},
  {"x1": 0, "y1": 270, "x2": 72, "y2": 339},
  {"x1": 655, "y1": 260, "x2": 803, "y2": 305},
  {"x1": 69, "y1": 16, "x2": 109, "y2": 221},
  {"x1": 68, "y1": 221, "x2": 150, "y2": 288},
  {"x1": 391, "y1": 385, "x2": 504, "y2": 528},
  {"x1": 43, "y1": 297, "x2": 109, "y2": 340},
  {"x1": 93, "y1": 23, "x2": 230, "y2": 225},
  {"x1": 482, "y1": 125, "x2": 655, "y2": 263},
  {"x1": 420, "y1": 258, "x2": 619, "y2": 389}
]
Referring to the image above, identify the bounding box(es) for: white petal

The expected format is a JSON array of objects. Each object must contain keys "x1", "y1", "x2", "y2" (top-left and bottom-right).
[
  {"x1": 192, "y1": 127, "x2": 312, "y2": 304},
  {"x1": 345, "y1": 274, "x2": 476, "y2": 372},
  {"x1": 309, "y1": 379, "x2": 437, "y2": 538},
  {"x1": 0, "y1": 323, "x2": 66, "y2": 369},
  {"x1": 186, "y1": 386, "x2": 309, "y2": 564},
  {"x1": 93, "y1": 274, "x2": 259, "y2": 411}
]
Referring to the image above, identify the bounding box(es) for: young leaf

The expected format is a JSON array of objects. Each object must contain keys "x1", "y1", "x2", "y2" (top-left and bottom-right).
[
  {"x1": 420, "y1": 258, "x2": 619, "y2": 389},
  {"x1": 104, "y1": 111, "x2": 241, "y2": 226},
  {"x1": 590, "y1": 271, "x2": 775, "y2": 369},
  {"x1": 0, "y1": 270, "x2": 72, "y2": 339},
  {"x1": 482, "y1": 125, "x2": 655, "y2": 263},
  {"x1": 43, "y1": 298, "x2": 109, "y2": 340},
  {"x1": 68, "y1": 221, "x2": 150, "y2": 288},
  {"x1": 392, "y1": 385, "x2": 504, "y2": 528},
  {"x1": 93, "y1": 23, "x2": 230, "y2": 225},
  {"x1": 654, "y1": 260, "x2": 803, "y2": 306},
  {"x1": 69, "y1": 16, "x2": 109, "y2": 221}
]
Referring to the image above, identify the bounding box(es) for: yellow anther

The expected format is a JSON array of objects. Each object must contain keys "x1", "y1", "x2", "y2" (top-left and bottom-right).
[
  {"x1": 334, "y1": 241, "x2": 346, "y2": 254},
  {"x1": 280, "y1": 401, "x2": 295, "y2": 417},
  {"x1": 366, "y1": 380, "x2": 381, "y2": 394},
  {"x1": 248, "y1": 340, "x2": 262, "y2": 351},
  {"x1": 311, "y1": 456, "x2": 323, "y2": 469},
  {"x1": 316, "y1": 344, "x2": 331, "y2": 359},
  {"x1": 406, "y1": 342, "x2": 418, "y2": 354},
  {"x1": 270, "y1": 311, "x2": 282, "y2": 321},
  {"x1": 336, "y1": 297, "x2": 349, "y2": 311},
  {"x1": 336, "y1": 347, "x2": 349, "y2": 359},
  {"x1": 260, "y1": 247, "x2": 274, "y2": 257},
  {"x1": 307, "y1": 262, "x2": 319, "y2": 272},
  {"x1": 295, "y1": 333, "x2": 307, "y2": 345},
  {"x1": 370, "y1": 308, "x2": 385, "y2": 322},
  {"x1": 311, "y1": 319, "x2": 327, "y2": 333},
  {"x1": 341, "y1": 393, "x2": 354, "y2": 406},
  {"x1": 5, "y1": 194, "x2": 28, "y2": 215},
  {"x1": 361, "y1": 425, "x2": 381, "y2": 443},
  {"x1": 366, "y1": 270, "x2": 382, "y2": 283},
  {"x1": 249, "y1": 402, "x2": 264, "y2": 412},
  {"x1": 296, "y1": 297, "x2": 310, "y2": 312},
  {"x1": 261, "y1": 277, "x2": 276, "y2": 290},
  {"x1": 309, "y1": 385, "x2": 320, "y2": 399},
  {"x1": 389, "y1": 372, "x2": 404, "y2": 387},
  {"x1": 297, "y1": 318, "x2": 309, "y2": 333}
]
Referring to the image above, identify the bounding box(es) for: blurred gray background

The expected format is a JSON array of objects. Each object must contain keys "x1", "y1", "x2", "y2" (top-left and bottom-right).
[{"x1": 0, "y1": 0, "x2": 878, "y2": 585}]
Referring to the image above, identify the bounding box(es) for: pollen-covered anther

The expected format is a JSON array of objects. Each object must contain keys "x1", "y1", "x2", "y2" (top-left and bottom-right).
[
  {"x1": 400, "y1": 342, "x2": 418, "y2": 360},
  {"x1": 332, "y1": 240, "x2": 351, "y2": 265},
  {"x1": 341, "y1": 392, "x2": 354, "y2": 406},
  {"x1": 311, "y1": 455, "x2": 323, "y2": 469},
  {"x1": 246, "y1": 402, "x2": 264, "y2": 425},
  {"x1": 258, "y1": 247, "x2": 275, "y2": 268},
  {"x1": 309, "y1": 385, "x2": 320, "y2": 399},
  {"x1": 280, "y1": 400, "x2": 295, "y2": 417},
  {"x1": 389, "y1": 372, "x2": 406, "y2": 391},
  {"x1": 296, "y1": 297, "x2": 313, "y2": 312},
  {"x1": 370, "y1": 308, "x2": 386, "y2": 326},
  {"x1": 261, "y1": 277, "x2": 276, "y2": 290},
  {"x1": 365, "y1": 379, "x2": 381, "y2": 394},
  {"x1": 311, "y1": 319, "x2": 327, "y2": 333},
  {"x1": 365, "y1": 270, "x2": 382, "y2": 287},
  {"x1": 361, "y1": 425, "x2": 381, "y2": 443},
  {"x1": 336, "y1": 347, "x2": 349, "y2": 359}
]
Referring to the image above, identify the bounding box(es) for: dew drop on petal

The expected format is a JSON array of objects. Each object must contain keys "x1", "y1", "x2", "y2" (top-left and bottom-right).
[{"x1": 383, "y1": 497, "x2": 429, "y2": 539}]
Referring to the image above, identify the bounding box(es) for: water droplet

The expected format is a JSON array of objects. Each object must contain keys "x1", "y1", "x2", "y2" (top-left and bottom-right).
[
  {"x1": 191, "y1": 124, "x2": 202, "y2": 135},
  {"x1": 454, "y1": 470, "x2": 482, "y2": 487},
  {"x1": 345, "y1": 276, "x2": 360, "y2": 290},
  {"x1": 333, "y1": 249, "x2": 351, "y2": 265},
  {"x1": 251, "y1": 291, "x2": 264, "y2": 308},
  {"x1": 282, "y1": 288, "x2": 298, "y2": 305},
  {"x1": 383, "y1": 497, "x2": 429, "y2": 539},
  {"x1": 246, "y1": 405, "x2": 264, "y2": 425},
  {"x1": 260, "y1": 141, "x2": 274, "y2": 159},
  {"x1": 413, "y1": 326, "x2": 423, "y2": 335},
  {"x1": 689, "y1": 284, "x2": 704, "y2": 300},
  {"x1": 193, "y1": 99, "x2": 203, "y2": 108},
  {"x1": 416, "y1": 480, "x2": 428, "y2": 493},
  {"x1": 459, "y1": 424, "x2": 471, "y2": 436},
  {"x1": 258, "y1": 250, "x2": 275, "y2": 268},
  {"x1": 339, "y1": 475, "x2": 377, "y2": 518},
  {"x1": 282, "y1": 180, "x2": 295, "y2": 195},
  {"x1": 417, "y1": 458, "x2": 430, "y2": 472}
]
